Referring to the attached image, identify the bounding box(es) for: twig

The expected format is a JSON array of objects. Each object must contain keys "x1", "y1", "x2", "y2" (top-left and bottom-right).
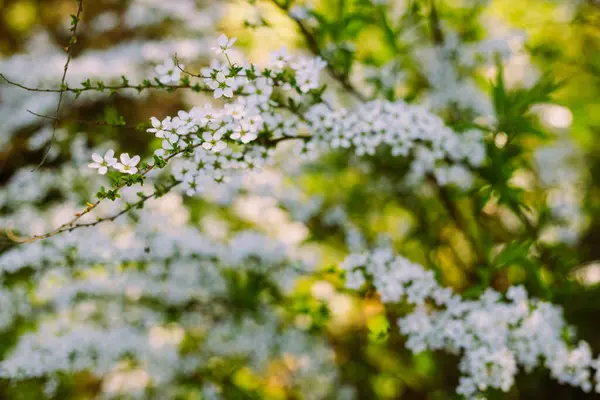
[
  {"x1": 173, "y1": 54, "x2": 211, "y2": 79},
  {"x1": 8, "y1": 135, "x2": 304, "y2": 243},
  {"x1": 27, "y1": 110, "x2": 139, "y2": 129},
  {"x1": 0, "y1": 73, "x2": 209, "y2": 95},
  {"x1": 7, "y1": 144, "x2": 198, "y2": 243},
  {"x1": 431, "y1": 177, "x2": 487, "y2": 266},
  {"x1": 69, "y1": 180, "x2": 182, "y2": 229},
  {"x1": 34, "y1": 0, "x2": 84, "y2": 171}
]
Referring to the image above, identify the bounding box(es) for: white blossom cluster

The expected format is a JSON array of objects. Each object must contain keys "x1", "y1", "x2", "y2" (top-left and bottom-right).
[
  {"x1": 201, "y1": 314, "x2": 339, "y2": 397},
  {"x1": 0, "y1": 0, "x2": 222, "y2": 148},
  {"x1": 414, "y1": 30, "x2": 517, "y2": 117},
  {"x1": 83, "y1": 36, "x2": 326, "y2": 196},
  {"x1": 299, "y1": 100, "x2": 486, "y2": 188},
  {"x1": 0, "y1": 197, "x2": 341, "y2": 398},
  {"x1": 1, "y1": 1, "x2": 591, "y2": 398},
  {"x1": 90, "y1": 34, "x2": 485, "y2": 198},
  {"x1": 1, "y1": 127, "x2": 338, "y2": 398},
  {"x1": 0, "y1": 131, "x2": 349, "y2": 398},
  {"x1": 534, "y1": 140, "x2": 587, "y2": 245},
  {"x1": 0, "y1": 135, "x2": 110, "y2": 232},
  {"x1": 342, "y1": 248, "x2": 600, "y2": 399}
]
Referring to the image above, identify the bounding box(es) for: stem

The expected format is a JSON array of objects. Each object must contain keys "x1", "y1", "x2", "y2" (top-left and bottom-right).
[
  {"x1": 429, "y1": 0, "x2": 445, "y2": 45},
  {"x1": 7, "y1": 135, "x2": 303, "y2": 243},
  {"x1": 26, "y1": 110, "x2": 139, "y2": 129},
  {"x1": 6, "y1": 144, "x2": 197, "y2": 243},
  {"x1": 33, "y1": 0, "x2": 84, "y2": 171},
  {"x1": 432, "y1": 178, "x2": 487, "y2": 266},
  {"x1": 0, "y1": 73, "x2": 210, "y2": 95}
]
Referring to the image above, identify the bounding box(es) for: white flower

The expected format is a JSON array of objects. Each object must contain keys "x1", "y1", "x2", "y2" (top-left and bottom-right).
[
  {"x1": 208, "y1": 72, "x2": 235, "y2": 99},
  {"x1": 156, "y1": 58, "x2": 183, "y2": 84},
  {"x1": 201, "y1": 131, "x2": 227, "y2": 152},
  {"x1": 115, "y1": 153, "x2": 141, "y2": 175},
  {"x1": 212, "y1": 34, "x2": 237, "y2": 56},
  {"x1": 245, "y1": 77, "x2": 273, "y2": 104},
  {"x1": 147, "y1": 116, "x2": 172, "y2": 138},
  {"x1": 88, "y1": 149, "x2": 117, "y2": 175},
  {"x1": 289, "y1": 5, "x2": 311, "y2": 21},
  {"x1": 270, "y1": 46, "x2": 292, "y2": 70},
  {"x1": 201, "y1": 59, "x2": 224, "y2": 79},
  {"x1": 224, "y1": 104, "x2": 246, "y2": 120}
]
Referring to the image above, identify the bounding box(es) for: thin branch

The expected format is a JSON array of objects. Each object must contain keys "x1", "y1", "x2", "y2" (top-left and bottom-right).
[
  {"x1": 6, "y1": 182, "x2": 181, "y2": 244},
  {"x1": 431, "y1": 177, "x2": 487, "y2": 266},
  {"x1": 71, "y1": 180, "x2": 182, "y2": 229},
  {"x1": 7, "y1": 135, "x2": 304, "y2": 243},
  {"x1": 174, "y1": 54, "x2": 211, "y2": 79},
  {"x1": 34, "y1": 0, "x2": 84, "y2": 171},
  {"x1": 0, "y1": 73, "x2": 210, "y2": 95},
  {"x1": 7, "y1": 144, "x2": 198, "y2": 244},
  {"x1": 27, "y1": 110, "x2": 139, "y2": 129}
]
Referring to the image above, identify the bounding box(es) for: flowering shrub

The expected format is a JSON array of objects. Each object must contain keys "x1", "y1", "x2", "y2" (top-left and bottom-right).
[{"x1": 1, "y1": 0, "x2": 599, "y2": 399}]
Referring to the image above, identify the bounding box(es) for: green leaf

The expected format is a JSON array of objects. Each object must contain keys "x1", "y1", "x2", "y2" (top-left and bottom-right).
[{"x1": 494, "y1": 241, "x2": 533, "y2": 268}]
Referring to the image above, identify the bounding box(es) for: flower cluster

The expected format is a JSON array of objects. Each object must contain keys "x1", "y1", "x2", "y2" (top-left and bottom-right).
[
  {"x1": 300, "y1": 100, "x2": 486, "y2": 188},
  {"x1": 342, "y1": 249, "x2": 600, "y2": 399},
  {"x1": 0, "y1": 0, "x2": 222, "y2": 149},
  {"x1": 534, "y1": 139, "x2": 587, "y2": 245},
  {"x1": 414, "y1": 30, "x2": 519, "y2": 117},
  {"x1": 87, "y1": 34, "x2": 488, "y2": 201},
  {"x1": 82, "y1": 36, "x2": 321, "y2": 197},
  {"x1": 0, "y1": 189, "x2": 340, "y2": 398}
]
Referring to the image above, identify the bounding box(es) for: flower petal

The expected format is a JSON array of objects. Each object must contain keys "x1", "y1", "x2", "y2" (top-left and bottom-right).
[
  {"x1": 130, "y1": 155, "x2": 140, "y2": 166},
  {"x1": 217, "y1": 34, "x2": 227, "y2": 47}
]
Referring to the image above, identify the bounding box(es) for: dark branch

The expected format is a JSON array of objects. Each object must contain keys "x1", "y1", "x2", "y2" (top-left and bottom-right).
[{"x1": 34, "y1": 0, "x2": 84, "y2": 171}]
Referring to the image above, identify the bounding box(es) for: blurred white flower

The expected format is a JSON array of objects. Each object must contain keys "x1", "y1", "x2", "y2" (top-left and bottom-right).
[
  {"x1": 156, "y1": 58, "x2": 183, "y2": 84},
  {"x1": 212, "y1": 34, "x2": 237, "y2": 56}
]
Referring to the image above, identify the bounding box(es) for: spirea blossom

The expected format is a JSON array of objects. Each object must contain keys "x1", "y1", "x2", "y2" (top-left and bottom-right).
[
  {"x1": 155, "y1": 58, "x2": 183, "y2": 84},
  {"x1": 88, "y1": 149, "x2": 117, "y2": 175},
  {"x1": 115, "y1": 153, "x2": 141, "y2": 174},
  {"x1": 1, "y1": 1, "x2": 590, "y2": 398},
  {"x1": 342, "y1": 249, "x2": 600, "y2": 399},
  {"x1": 0, "y1": 200, "x2": 337, "y2": 398},
  {"x1": 212, "y1": 34, "x2": 237, "y2": 56},
  {"x1": 88, "y1": 37, "x2": 485, "y2": 197},
  {"x1": 299, "y1": 101, "x2": 485, "y2": 187}
]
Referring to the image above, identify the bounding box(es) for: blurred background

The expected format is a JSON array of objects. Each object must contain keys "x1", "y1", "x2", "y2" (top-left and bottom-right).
[{"x1": 1, "y1": 0, "x2": 600, "y2": 399}]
